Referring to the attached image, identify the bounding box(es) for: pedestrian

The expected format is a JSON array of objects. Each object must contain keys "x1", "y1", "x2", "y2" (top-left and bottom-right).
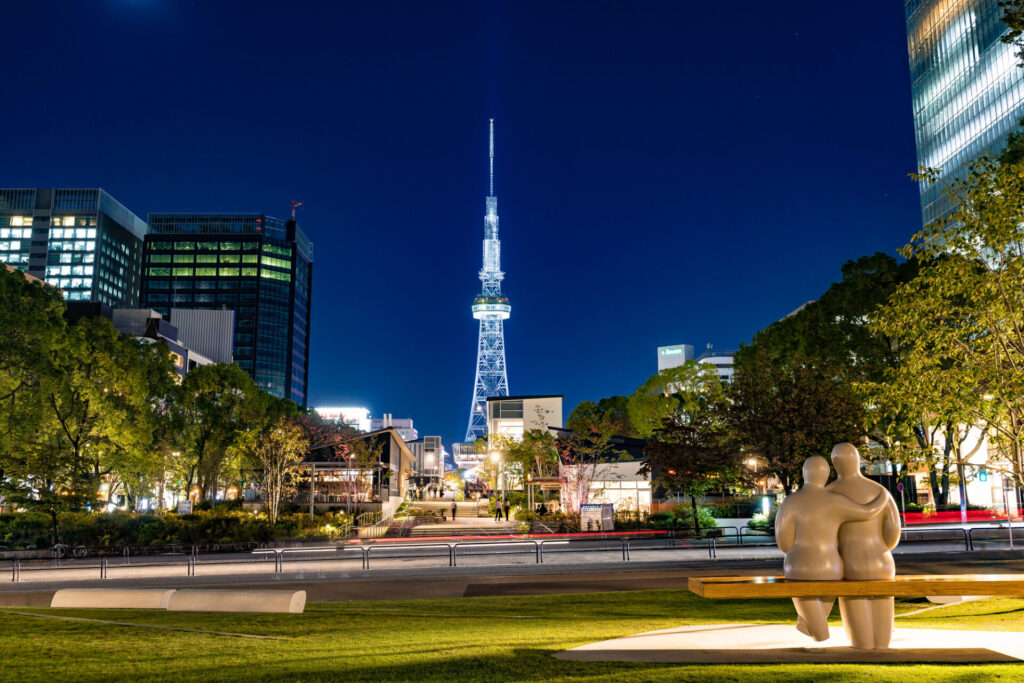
[
  {"x1": 494, "y1": 500, "x2": 502, "y2": 522},
  {"x1": 451, "y1": 501, "x2": 457, "y2": 520},
  {"x1": 503, "y1": 500, "x2": 511, "y2": 522}
]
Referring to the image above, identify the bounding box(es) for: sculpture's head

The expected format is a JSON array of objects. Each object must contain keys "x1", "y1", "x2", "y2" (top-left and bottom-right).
[
  {"x1": 802, "y1": 455, "x2": 830, "y2": 487},
  {"x1": 831, "y1": 442, "x2": 862, "y2": 476}
]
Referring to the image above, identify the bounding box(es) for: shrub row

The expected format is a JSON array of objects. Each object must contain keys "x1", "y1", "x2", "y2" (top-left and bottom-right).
[{"x1": 0, "y1": 510, "x2": 350, "y2": 550}]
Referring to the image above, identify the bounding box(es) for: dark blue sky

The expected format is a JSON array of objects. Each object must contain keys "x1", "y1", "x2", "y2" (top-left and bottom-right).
[{"x1": 1, "y1": 1, "x2": 921, "y2": 447}]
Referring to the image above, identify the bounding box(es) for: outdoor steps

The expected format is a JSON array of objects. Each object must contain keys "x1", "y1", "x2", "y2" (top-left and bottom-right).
[{"x1": 408, "y1": 524, "x2": 517, "y2": 538}]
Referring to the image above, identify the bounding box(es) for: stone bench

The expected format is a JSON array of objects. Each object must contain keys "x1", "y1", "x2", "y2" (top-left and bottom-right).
[
  {"x1": 165, "y1": 589, "x2": 306, "y2": 614},
  {"x1": 688, "y1": 574, "x2": 1024, "y2": 599},
  {"x1": 51, "y1": 588, "x2": 177, "y2": 609}
]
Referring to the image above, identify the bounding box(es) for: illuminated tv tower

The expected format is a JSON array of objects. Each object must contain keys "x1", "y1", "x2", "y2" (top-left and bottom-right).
[{"x1": 465, "y1": 119, "x2": 510, "y2": 442}]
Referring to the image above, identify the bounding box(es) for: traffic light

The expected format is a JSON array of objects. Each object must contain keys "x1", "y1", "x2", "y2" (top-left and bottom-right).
[{"x1": 979, "y1": 468, "x2": 988, "y2": 482}]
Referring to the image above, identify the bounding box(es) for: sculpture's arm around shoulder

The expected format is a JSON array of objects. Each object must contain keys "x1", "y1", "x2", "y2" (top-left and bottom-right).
[{"x1": 832, "y1": 490, "x2": 887, "y2": 522}]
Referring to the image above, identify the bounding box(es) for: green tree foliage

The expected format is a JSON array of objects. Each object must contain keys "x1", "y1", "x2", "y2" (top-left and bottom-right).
[
  {"x1": 0, "y1": 268, "x2": 65, "y2": 469},
  {"x1": 872, "y1": 155, "x2": 1024, "y2": 495},
  {"x1": 173, "y1": 363, "x2": 264, "y2": 500},
  {"x1": 729, "y1": 351, "x2": 864, "y2": 492},
  {"x1": 254, "y1": 417, "x2": 310, "y2": 524},
  {"x1": 556, "y1": 408, "x2": 626, "y2": 514},
  {"x1": 626, "y1": 361, "x2": 726, "y2": 438},
  {"x1": 641, "y1": 416, "x2": 746, "y2": 536}
]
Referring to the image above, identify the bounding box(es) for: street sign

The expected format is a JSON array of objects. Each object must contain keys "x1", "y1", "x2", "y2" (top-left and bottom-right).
[{"x1": 896, "y1": 483, "x2": 904, "y2": 492}]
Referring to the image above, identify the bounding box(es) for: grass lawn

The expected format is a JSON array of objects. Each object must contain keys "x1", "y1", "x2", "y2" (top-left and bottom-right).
[{"x1": 1, "y1": 590, "x2": 1023, "y2": 681}]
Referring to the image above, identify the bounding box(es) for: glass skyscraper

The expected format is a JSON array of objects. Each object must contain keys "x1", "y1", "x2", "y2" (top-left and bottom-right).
[
  {"x1": 906, "y1": 0, "x2": 1024, "y2": 225},
  {"x1": 140, "y1": 213, "x2": 312, "y2": 406},
  {"x1": 0, "y1": 188, "x2": 146, "y2": 306}
]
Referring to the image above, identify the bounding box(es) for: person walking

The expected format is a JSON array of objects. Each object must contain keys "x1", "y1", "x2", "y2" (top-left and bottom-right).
[
  {"x1": 503, "y1": 500, "x2": 511, "y2": 522},
  {"x1": 493, "y1": 499, "x2": 502, "y2": 522},
  {"x1": 451, "y1": 501, "x2": 457, "y2": 520}
]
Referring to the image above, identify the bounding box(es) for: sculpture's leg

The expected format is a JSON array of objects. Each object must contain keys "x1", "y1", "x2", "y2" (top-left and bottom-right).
[
  {"x1": 838, "y1": 597, "x2": 875, "y2": 649},
  {"x1": 792, "y1": 597, "x2": 832, "y2": 641},
  {"x1": 870, "y1": 597, "x2": 894, "y2": 649}
]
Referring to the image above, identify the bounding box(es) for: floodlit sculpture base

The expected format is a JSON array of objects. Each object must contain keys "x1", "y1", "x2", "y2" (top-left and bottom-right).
[{"x1": 554, "y1": 623, "x2": 1024, "y2": 664}]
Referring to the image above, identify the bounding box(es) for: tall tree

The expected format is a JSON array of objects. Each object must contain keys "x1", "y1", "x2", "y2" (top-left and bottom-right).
[
  {"x1": 0, "y1": 268, "x2": 65, "y2": 476},
  {"x1": 174, "y1": 363, "x2": 261, "y2": 501},
  {"x1": 555, "y1": 406, "x2": 625, "y2": 514},
  {"x1": 729, "y1": 351, "x2": 864, "y2": 492},
  {"x1": 627, "y1": 362, "x2": 726, "y2": 438},
  {"x1": 872, "y1": 155, "x2": 1024, "y2": 502},
  {"x1": 641, "y1": 416, "x2": 746, "y2": 535},
  {"x1": 254, "y1": 416, "x2": 309, "y2": 524}
]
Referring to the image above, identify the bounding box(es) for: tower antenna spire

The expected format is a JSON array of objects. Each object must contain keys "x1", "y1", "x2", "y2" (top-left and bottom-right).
[{"x1": 489, "y1": 118, "x2": 495, "y2": 197}]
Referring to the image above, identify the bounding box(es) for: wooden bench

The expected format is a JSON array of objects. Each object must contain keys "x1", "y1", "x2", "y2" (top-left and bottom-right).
[{"x1": 688, "y1": 574, "x2": 1024, "y2": 599}]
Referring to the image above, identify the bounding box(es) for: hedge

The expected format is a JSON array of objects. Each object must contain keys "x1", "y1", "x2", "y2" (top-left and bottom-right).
[{"x1": 0, "y1": 510, "x2": 349, "y2": 550}]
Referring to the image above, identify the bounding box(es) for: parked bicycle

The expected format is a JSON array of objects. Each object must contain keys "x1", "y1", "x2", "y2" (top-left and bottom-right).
[{"x1": 52, "y1": 543, "x2": 89, "y2": 559}]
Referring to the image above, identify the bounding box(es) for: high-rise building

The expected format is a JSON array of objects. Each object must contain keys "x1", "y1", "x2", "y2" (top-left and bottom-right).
[
  {"x1": 0, "y1": 188, "x2": 146, "y2": 306},
  {"x1": 906, "y1": 0, "x2": 1024, "y2": 225},
  {"x1": 465, "y1": 119, "x2": 511, "y2": 441},
  {"x1": 657, "y1": 344, "x2": 694, "y2": 372},
  {"x1": 139, "y1": 213, "x2": 312, "y2": 406}
]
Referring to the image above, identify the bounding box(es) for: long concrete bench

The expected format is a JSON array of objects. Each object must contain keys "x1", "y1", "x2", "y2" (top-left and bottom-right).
[
  {"x1": 51, "y1": 588, "x2": 177, "y2": 609},
  {"x1": 165, "y1": 589, "x2": 306, "y2": 614},
  {"x1": 688, "y1": 574, "x2": 1024, "y2": 599}
]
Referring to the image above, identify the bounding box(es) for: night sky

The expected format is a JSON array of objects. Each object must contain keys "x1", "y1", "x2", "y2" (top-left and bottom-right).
[{"x1": 1, "y1": 1, "x2": 922, "y2": 447}]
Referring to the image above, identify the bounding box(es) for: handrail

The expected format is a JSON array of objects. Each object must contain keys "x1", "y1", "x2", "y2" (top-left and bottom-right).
[
  {"x1": 899, "y1": 527, "x2": 970, "y2": 551},
  {"x1": 967, "y1": 525, "x2": 1018, "y2": 551}
]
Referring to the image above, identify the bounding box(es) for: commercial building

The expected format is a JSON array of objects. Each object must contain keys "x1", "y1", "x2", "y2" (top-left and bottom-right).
[
  {"x1": 65, "y1": 304, "x2": 216, "y2": 380},
  {"x1": 407, "y1": 435, "x2": 444, "y2": 486},
  {"x1": 452, "y1": 441, "x2": 485, "y2": 471},
  {"x1": 301, "y1": 427, "x2": 414, "y2": 517},
  {"x1": 0, "y1": 188, "x2": 146, "y2": 306},
  {"x1": 657, "y1": 344, "x2": 694, "y2": 371},
  {"x1": 696, "y1": 348, "x2": 736, "y2": 383},
  {"x1": 656, "y1": 343, "x2": 735, "y2": 382},
  {"x1": 314, "y1": 406, "x2": 372, "y2": 433},
  {"x1": 169, "y1": 308, "x2": 235, "y2": 364},
  {"x1": 370, "y1": 414, "x2": 418, "y2": 443},
  {"x1": 140, "y1": 213, "x2": 312, "y2": 406},
  {"x1": 906, "y1": 0, "x2": 1024, "y2": 225},
  {"x1": 486, "y1": 395, "x2": 563, "y2": 442}
]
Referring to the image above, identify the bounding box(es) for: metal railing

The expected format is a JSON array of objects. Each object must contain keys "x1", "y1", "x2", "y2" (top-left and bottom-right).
[
  {"x1": 900, "y1": 527, "x2": 970, "y2": 551},
  {"x1": 967, "y1": 525, "x2": 1017, "y2": 551},
  {"x1": 11, "y1": 523, "x2": 1020, "y2": 583}
]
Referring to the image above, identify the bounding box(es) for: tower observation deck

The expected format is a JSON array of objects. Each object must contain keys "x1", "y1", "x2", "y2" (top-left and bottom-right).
[{"x1": 465, "y1": 119, "x2": 510, "y2": 442}]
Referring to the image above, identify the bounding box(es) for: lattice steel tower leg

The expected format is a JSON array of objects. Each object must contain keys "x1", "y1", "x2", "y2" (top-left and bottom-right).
[{"x1": 465, "y1": 119, "x2": 510, "y2": 442}]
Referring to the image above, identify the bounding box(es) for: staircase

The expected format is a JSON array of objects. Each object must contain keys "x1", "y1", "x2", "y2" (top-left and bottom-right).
[{"x1": 408, "y1": 522, "x2": 517, "y2": 538}]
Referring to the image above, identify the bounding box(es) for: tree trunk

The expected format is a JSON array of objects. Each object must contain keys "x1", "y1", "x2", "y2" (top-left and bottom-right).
[
  {"x1": 49, "y1": 506, "x2": 59, "y2": 547},
  {"x1": 690, "y1": 494, "x2": 701, "y2": 537}
]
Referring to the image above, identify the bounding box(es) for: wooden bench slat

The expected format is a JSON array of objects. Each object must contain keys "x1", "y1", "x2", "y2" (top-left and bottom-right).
[{"x1": 688, "y1": 575, "x2": 1024, "y2": 599}]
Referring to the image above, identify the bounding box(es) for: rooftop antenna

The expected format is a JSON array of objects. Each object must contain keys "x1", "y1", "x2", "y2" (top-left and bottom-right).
[
  {"x1": 290, "y1": 200, "x2": 304, "y2": 220},
  {"x1": 489, "y1": 118, "x2": 495, "y2": 197}
]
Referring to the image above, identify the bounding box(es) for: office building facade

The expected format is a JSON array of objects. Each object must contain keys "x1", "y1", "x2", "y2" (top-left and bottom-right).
[
  {"x1": 407, "y1": 436, "x2": 444, "y2": 485},
  {"x1": 140, "y1": 213, "x2": 312, "y2": 406},
  {"x1": 370, "y1": 414, "x2": 418, "y2": 443},
  {"x1": 906, "y1": 0, "x2": 1024, "y2": 225},
  {"x1": 657, "y1": 344, "x2": 694, "y2": 372},
  {"x1": 0, "y1": 188, "x2": 146, "y2": 306}
]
